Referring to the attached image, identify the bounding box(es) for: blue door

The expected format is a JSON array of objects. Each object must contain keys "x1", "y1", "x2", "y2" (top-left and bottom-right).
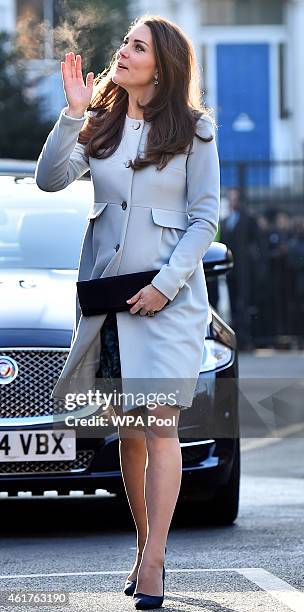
[{"x1": 216, "y1": 43, "x2": 271, "y2": 186}]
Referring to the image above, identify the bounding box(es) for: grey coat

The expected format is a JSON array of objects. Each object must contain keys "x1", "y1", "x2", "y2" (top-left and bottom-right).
[{"x1": 35, "y1": 107, "x2": 220, "y2": 413}]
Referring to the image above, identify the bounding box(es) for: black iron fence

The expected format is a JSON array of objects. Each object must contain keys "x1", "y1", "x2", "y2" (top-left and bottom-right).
[
  {"x1": 221, "y1": 159, "x2": 304, "y2": 212},
  {"x1": 206, "y1": 159, "x2": 304, "y2": 350}
]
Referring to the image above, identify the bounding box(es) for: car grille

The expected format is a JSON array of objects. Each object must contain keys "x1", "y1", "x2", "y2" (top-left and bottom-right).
[
  {"x1": 0, "y1": 349, "x2": 69, "y2": 418},
  {"x1": 0, "y1": 450, "x2": 94, "y2": 475}
]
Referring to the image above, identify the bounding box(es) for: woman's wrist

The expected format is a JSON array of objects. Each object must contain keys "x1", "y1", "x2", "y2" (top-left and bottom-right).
[{"x1": 65, "y1": 106, "x2": 87, "y2": 119}]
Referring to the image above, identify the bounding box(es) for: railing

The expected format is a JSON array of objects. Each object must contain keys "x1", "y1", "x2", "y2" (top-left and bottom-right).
[{"x1": 221, "y1": 158, "x2": 304, "y2": 208}]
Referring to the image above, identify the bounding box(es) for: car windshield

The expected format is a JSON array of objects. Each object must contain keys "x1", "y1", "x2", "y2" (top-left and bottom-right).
[{"x1": 0, "y1": 175, "x2": 93, "y2": 269}]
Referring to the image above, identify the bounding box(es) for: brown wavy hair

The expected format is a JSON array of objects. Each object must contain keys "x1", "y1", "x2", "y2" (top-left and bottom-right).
[{"x1": 78, "y1": 14, "x2": 215, "y2": 171}]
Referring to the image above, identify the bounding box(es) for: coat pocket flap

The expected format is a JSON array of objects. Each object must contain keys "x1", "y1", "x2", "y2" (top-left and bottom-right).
[
  {"x1": 87, "y1": 202, "x2": 108, "y2": 220},
  {"x1": 151, "y1": 208, "x2": 189, "y2": 230}
]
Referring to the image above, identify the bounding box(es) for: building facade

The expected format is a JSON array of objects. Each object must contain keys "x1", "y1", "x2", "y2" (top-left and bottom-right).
[
  {"x1": 130, "y1": 0, "x2": 304, "y2": 189},
  {"x1": 1, "y1": 1, "x2": 304, "y2": 178}
]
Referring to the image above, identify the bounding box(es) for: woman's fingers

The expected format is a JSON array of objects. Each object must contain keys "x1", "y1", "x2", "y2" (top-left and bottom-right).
[
  {"x1": 65, "y1": 52, "x2": 72, "y2": 79},
  {"x1": 67, "y1": 51, "x2": 76, "y2": 79},
  {"x1": 75, "y1": 54, "x2": 82, "y2": 79},
  {"x1": 62, "y1": 52, "x2": 90, "y2": 86},
  {"x1": 71, "y1": 54, "x2": 76, "y2": 79},
  {"x1": 64, "y1": 52, "x2": 76, "y2": 79},
  {"x1": 61, "y1": 51, "x2": 93, "y2": 109},
  {"x1": 86, "y1": 71, "x2": 94, "y2": 88}
]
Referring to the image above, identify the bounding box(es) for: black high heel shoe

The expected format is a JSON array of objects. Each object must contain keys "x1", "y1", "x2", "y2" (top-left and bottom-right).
[
  {"x1": 123, "y1": 577, "x2": 137, "y2": 596},
  {"x1": 133, "y1": 547, "x2": 167, "y2": 610},
  {"x1": 124, "y1": 546, "x2": 167, "y2": 597},
  {"x1": 123, "y1": 546, "x2": 167, "y2": 595}
]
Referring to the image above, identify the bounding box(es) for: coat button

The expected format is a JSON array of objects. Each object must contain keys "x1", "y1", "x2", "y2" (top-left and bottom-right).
[
  {"x1": 115, "y1": 243, "x2": 120, "y2": 252},
  {"x1": 121, "y1": 201, "x2": 127, "y2": 210}
]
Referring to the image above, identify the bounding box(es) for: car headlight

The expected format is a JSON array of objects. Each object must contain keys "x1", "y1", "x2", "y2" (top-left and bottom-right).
[{"x1": 200, "y1": 339, "x2": 233, "y2": 372}]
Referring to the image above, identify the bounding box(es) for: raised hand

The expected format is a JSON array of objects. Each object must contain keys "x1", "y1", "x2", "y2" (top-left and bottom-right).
[{"x1": 61, "y1": 52, "x2": 94, "y2": 116}]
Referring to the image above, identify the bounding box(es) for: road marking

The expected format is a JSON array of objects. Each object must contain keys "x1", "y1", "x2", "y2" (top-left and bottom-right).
[
  {"x1": 0, "y1": 566, "x2": 300, "y2": 578},
  {"x1": 236, "y1": 568, "x2": 304, "y2": 612},
  {"x1": 0, "y1": 565, "x2": 303, "y2": 611}
]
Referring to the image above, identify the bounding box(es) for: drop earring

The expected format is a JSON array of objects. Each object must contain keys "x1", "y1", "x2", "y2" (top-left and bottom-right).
[{"x1": 154, "y1": 74, "x2": 159, "y2": 86}]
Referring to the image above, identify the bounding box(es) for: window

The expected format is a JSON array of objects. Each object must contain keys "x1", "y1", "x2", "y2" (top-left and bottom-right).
[
  {"x1": 201, "y1": 0, "x2": 284, "y2": 26},
  {"x1": 16, "y1": 0, "x2": 43, "y2": 23},
  {"x1": 16, "y1": 0, "x2": 58, "y2": 59}
]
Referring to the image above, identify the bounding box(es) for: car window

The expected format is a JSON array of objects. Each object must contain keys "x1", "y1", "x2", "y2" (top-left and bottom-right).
[{"x1": 0, "y1": 176, "x2": 93, "y2": 269}]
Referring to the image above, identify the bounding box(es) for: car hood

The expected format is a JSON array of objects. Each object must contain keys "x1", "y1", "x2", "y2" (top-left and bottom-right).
[{"x1": 0, "y1": 268, "x2": 77, "y2": 329}]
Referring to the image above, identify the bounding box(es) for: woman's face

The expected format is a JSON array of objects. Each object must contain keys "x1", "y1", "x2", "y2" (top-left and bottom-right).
[{"x1": 112, "y1": 23, "x2": 157, "y2": 91}]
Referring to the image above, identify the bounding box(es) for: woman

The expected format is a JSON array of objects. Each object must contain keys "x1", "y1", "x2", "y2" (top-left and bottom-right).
[{"x1": 35, "y1": 14, "x2": 220, "y2": 609}]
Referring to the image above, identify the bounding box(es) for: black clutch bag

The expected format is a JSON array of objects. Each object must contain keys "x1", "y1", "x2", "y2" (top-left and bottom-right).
[{"x1": 76, "y1": 269, "x2": 161, "y2": 316}]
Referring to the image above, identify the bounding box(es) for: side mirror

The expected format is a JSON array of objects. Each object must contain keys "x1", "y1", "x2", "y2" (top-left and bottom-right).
[{"x1": 203, "y1": 241, "x2": 234, "y2": 277}]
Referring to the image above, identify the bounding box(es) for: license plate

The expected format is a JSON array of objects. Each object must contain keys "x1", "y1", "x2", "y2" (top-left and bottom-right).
[{"x1": 0, "y1": 430, "x2": 76, "y2": 462}]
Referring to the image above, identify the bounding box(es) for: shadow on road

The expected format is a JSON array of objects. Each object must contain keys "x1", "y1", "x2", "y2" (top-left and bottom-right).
[{"x1": 0, "y1": 495, "x2": 228, "y2": 536}]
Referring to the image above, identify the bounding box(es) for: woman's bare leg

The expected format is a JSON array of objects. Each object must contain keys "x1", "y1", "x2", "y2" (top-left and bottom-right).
[
  {"x1": 135, "y1": 404, "x2": 182, "y2": 596},
  {"x1": 113, "y1": 404, "x2": 148, "y2": 581}
]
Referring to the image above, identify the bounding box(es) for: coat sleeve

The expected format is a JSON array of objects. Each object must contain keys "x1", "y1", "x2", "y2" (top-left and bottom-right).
[
  {"x1": 151, "y1": 115, "x2": 221, "y2": 301},
  {"x1": 35, "y1": 106, "x2": 91, "y2": 192}
]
